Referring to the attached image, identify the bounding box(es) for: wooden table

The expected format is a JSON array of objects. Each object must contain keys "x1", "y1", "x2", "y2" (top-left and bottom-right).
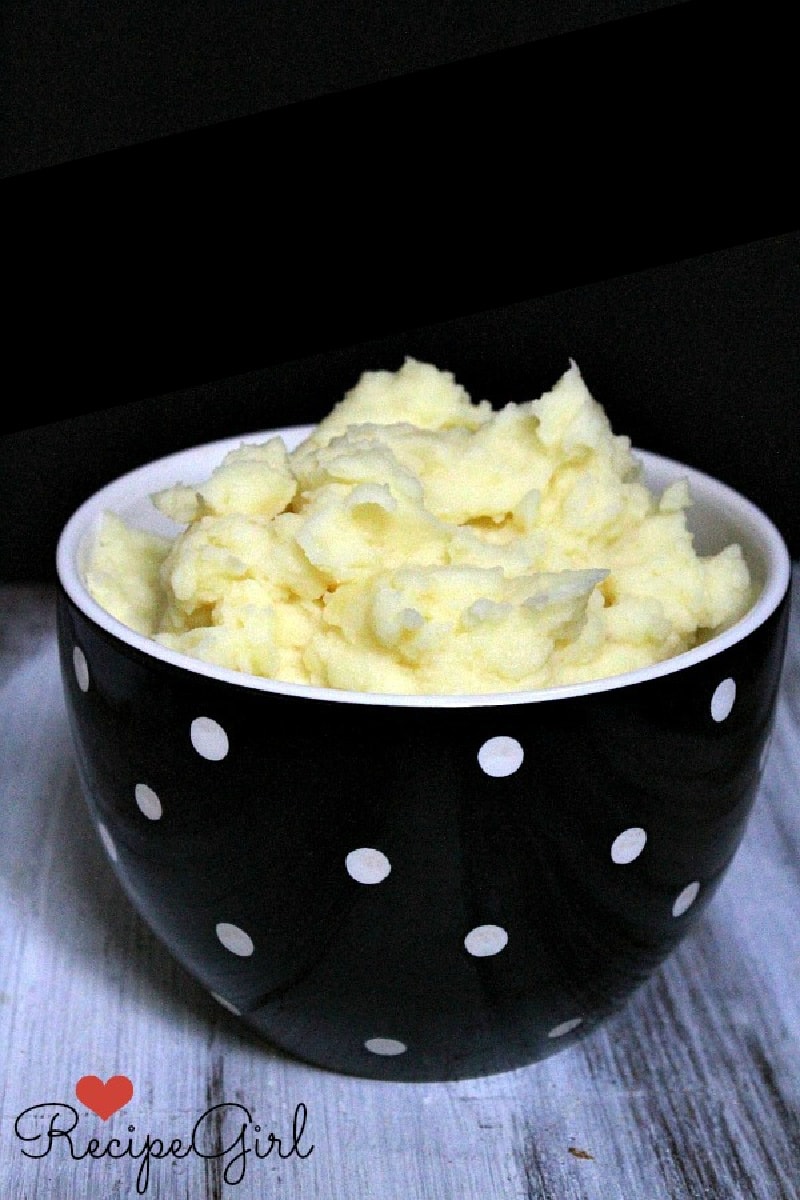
[{"x1": 2, "y1": 578, "x2": 798, "y2": 1200}]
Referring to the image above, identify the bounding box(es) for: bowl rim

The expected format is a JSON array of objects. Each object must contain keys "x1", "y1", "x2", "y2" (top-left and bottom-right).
[{"x1": 56, "y1": 425, "x2": 792, "y2": 709}]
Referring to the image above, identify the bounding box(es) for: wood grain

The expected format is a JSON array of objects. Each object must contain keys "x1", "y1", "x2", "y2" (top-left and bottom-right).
[{"x1": 1, "y1": 576, "x2": 798, "y2": 1199}]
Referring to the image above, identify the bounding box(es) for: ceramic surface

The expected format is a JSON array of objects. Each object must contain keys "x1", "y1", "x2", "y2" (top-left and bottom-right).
[{"x1": 55, "y1": 433, "x2": 792, "y2": 1080}]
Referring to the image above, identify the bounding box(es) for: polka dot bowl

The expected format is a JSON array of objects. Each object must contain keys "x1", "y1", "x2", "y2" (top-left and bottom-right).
[{"x1": 55, "y1": 426, "x2": 792, "y2": 1081}]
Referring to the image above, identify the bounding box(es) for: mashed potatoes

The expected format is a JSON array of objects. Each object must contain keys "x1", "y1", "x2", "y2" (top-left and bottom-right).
[{"x1": 85, "y1": 358, "x2": 753, "y2": 693}]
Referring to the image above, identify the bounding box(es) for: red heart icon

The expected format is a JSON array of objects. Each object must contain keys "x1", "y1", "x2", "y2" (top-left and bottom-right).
[{"x1": 75, "y1": 1075, "x2": 134, "y2": 1120}]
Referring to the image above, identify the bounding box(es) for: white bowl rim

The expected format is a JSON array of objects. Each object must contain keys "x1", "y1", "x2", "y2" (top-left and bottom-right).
[{"x1": 56, "y1": 424, "x2": 792, "y2": 709}]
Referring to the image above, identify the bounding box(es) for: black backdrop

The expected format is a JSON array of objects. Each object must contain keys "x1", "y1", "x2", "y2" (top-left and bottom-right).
[
  {"x1": 3, "y1": 0, "x2": 684, "y2": 180},
  {"x1": 2, "y1": 0, "x2": 798, "y2": 578}
]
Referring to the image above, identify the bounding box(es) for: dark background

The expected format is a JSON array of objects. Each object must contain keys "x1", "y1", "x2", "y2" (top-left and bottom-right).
[
  {"x1": 2, "y1": 0, "x2": 683, "y2": 180},
  {"x1": 2, "y1": 0, "x2": 798, "y2": 579}
]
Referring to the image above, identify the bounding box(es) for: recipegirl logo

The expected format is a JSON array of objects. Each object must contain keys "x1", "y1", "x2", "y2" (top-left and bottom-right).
[{"x1": 12, "y1": 1075, "x2": 314, "y2": 1194}]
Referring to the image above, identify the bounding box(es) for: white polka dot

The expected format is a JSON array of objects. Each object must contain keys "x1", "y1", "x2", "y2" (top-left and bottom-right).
[
  {"x1": 191, "y1": 717, "x2": 229, "y2": 761},
  {"x1": 73, "y1": 645, "x2": 90, "y2": 692},
  {"x1": 711, "y1": 677, "x2": 736, "y2": 723},
  {"x1": 464, "y1": 924, "x2": 509, "y2": 957},
  {"x1": 134, "y1": 783, "x2": 163, "y2": 820},
  {"x1": 210, "y1": 991, "x2": 241, "y2": 1016},
  {"x1": 672, "y1": 880, "x2": 700, "y2": 917},
  {"x1": 364, "y1": 1037, "x2": 407, "y2": 1056},
  {"x1": 215, "y1": 922, "x2": 254, "y2": 956},
  {"x1": 548, "y1": 1017, "x2": 583, "y2": 1039},
  {"x1": 611, "y1": 826, "x2": 647, "y2": 865},
  {"x1": 345, "y1": 848, "x2": 392, "y2": 884},
  {"x1": 478, "y1": 736, "x2": 524, "y2": 777},
  {"x1": 97, "y1": 821, "x2": 118, "y2": 863}
]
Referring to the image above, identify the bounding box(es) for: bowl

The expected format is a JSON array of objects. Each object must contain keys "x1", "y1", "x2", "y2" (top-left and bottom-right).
[{"x1": 55, "y1": 424, "x2": 792, "y2": 1081}]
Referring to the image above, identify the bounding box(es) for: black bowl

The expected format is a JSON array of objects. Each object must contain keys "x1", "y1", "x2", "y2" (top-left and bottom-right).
[{"x1": 55, "y1": 427, "x2": 791, "y2": 1080}]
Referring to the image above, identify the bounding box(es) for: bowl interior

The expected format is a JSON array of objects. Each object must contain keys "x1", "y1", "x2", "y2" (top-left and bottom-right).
[{"x1": 56, "y1": 427, "x2": 791, "y2": 707}]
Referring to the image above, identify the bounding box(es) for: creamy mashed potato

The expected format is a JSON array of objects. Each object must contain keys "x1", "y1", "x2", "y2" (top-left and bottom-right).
[{"x1": 84, "y1": 358, "x2": 754, "y2": 693}]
